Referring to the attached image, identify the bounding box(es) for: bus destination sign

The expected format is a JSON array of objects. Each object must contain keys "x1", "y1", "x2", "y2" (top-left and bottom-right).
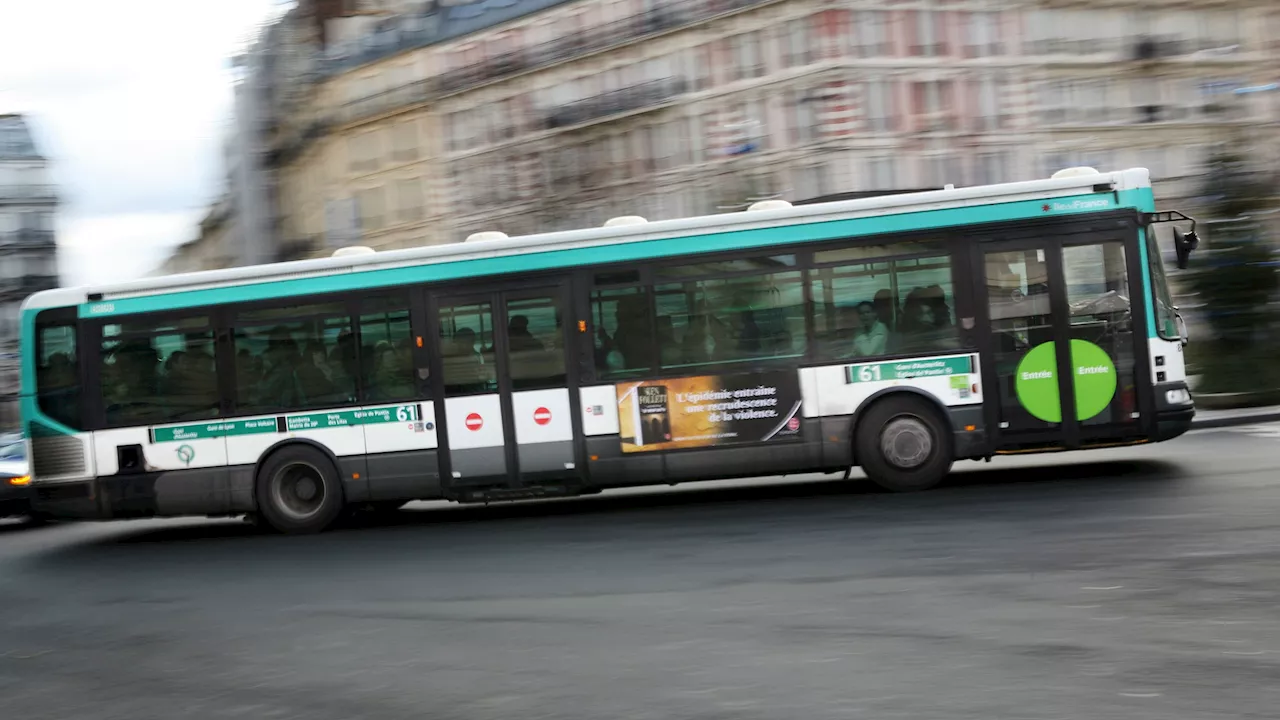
[{"x1": 846, "y1": 355, "x2": 977, "y2": 384}]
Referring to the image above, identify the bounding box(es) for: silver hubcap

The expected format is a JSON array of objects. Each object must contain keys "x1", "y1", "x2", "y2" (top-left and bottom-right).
[
  {"x1": 272, "y1": 462, "x2": 326, "y2": 520},
  {"x1": 880, "y1": 416, "x2": 934, "y2": 469}
]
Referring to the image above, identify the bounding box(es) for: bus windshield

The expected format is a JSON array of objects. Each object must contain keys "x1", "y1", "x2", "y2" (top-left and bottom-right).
[{"x1": 1146, "y1": 230, "x2": 1179, "y2": 340}]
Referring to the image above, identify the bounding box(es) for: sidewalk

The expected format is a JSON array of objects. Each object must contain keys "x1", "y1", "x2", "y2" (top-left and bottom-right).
[{"x1": 1192, "y1": 404, "x2": 1280, "y2": 429}]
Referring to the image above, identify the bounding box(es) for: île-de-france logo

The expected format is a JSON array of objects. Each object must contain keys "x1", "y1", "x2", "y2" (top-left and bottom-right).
[{"x1": 176, "y1": 444, "x2": 195, "y2": 466}]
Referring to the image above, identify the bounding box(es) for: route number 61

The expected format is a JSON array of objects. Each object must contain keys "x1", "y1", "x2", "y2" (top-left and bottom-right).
[
  {"x1": 395, "y1": 405, "x2": 414, "y2": 422},
  {"x1": 857, "y1": 365, "x2": 883, "y2": 382}
]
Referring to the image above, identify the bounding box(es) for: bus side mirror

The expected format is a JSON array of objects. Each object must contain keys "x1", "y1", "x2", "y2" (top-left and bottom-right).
[
  {"x1": 1174, "y1": 308, "x2": 1188, "y2": 346},
  {"x1": 1173, "y1": 228, "x2": 1199, "y2": 270}
]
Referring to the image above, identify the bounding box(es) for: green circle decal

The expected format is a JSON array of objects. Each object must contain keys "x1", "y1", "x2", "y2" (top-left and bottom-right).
[
  {"x1": 1014, "y1": 340, "x2": 1118, "y2": 423},
  {"x1": 1070, "y1": 339, "x2": 1118, "y2": 421},
  {"x1": 1015, "y1": 342, "x2": 1061, "y2": 423}
]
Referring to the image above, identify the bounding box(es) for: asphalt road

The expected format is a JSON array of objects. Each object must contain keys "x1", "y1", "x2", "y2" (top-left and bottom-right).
[{"x1": 3, "y1": 423, "x2": 1280, "y2": 720}]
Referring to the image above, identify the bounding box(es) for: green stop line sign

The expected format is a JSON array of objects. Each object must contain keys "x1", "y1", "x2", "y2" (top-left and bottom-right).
[{"x1": 1014, "y1": 339, "x2": 1118, "y2": 423}]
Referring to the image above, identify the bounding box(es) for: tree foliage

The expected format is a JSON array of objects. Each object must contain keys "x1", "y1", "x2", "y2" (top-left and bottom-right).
[{"x1": 1183, "y1": 142, "x2": 1280, "y2": 392}]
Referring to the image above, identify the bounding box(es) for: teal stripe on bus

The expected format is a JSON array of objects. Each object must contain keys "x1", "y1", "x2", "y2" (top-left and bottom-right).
[{"x1": 74, "y1": 191, "x2": 1144, "y2": 320}]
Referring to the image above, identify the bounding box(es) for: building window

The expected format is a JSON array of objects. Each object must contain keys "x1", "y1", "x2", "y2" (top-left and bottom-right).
[
  {"x1": 395, "y1": 178, "x2": 424, "y2": 224},
  {"x1": 865, "y1": 80, "x2": 892, "y2": 133},
  {"x1": 868, "y1": 157, "x2": 897, "y2": 190},
  {"x1": 392, "y1": 121, "x2": 419, "y2": 162},
  {"x1": 858, "y1": 11, "x2": 893, "y2": 57},
  {"x1": 784, "y1": 17, "x2": 812, "y2": 67},
  {"x1": 789, "y1": 90, "x2": 819, "y2": 145},
  {"x1": 356, "y1": 187, "x2": 384, "y2": 232}
]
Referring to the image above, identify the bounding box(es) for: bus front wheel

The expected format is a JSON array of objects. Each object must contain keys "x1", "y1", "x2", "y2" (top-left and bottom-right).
[
  {"x1": 255, "y1": 445, "x2": 346, "y2": 534},
  {"x1": 855, "y1": 396, "x2": 953, "y2": 493}
]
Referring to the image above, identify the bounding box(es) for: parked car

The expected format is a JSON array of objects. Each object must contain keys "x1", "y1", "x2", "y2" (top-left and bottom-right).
[{"x1": 0, "y1": 437, "x2": 39, "y2": 523}]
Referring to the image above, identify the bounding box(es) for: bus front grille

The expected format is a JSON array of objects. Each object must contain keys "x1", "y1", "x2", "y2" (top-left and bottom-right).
[{"x1": 29, "y1": 421, "x2": 87, "y2": 478}]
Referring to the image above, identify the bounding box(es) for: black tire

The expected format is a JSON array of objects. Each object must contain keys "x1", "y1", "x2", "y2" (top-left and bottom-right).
[
  {"x1": 855, "y1": 395, "x2": 953, "y2": 492},
  {"x1": 255, "y1": 445, "x2": 346, "y2": 534}
]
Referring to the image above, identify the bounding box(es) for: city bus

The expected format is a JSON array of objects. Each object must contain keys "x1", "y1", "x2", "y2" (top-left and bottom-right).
[{"x1": 20, "y1": 166, "x2": 1199, "y2": 533}]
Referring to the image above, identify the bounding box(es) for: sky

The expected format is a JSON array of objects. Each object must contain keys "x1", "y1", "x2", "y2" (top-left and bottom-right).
[{"x1": 0, "y1": 0, "x2": 282, "y2": 287}]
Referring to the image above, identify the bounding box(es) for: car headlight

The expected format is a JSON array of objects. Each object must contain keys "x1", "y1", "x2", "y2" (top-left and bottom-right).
[{"x1": 1165, "y1": 388, "x2": 1192, "y2": 405}]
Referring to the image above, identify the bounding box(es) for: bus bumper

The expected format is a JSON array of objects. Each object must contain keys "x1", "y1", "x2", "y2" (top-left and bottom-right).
[
  {"x1": 29, "y1": 480, "x2": 100, "y2": 519},
  {"x1": 1153, "y1": 381, "x2": 1196, "y2": 441}
]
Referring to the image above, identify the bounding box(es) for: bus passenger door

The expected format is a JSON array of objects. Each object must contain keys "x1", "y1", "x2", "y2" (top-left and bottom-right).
[
  {"x1": 497, "y1": 286, "x2": 578, "y2": 486},
  {"x1": 976, "y1": 232, "x2": 1147, "y2": 451},
  {"x1": 433, "y1": 283, "x2": 578, "y2": 495},
  {"x1": 435, "y1": 294, "x2": 508, "y2": 486}
]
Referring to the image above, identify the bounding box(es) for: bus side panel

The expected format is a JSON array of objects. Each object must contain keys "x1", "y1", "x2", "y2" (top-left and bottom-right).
[
  {"x1": 808, "y1": 357, "x2": 986, "y2": 462},
  {"x1": 363, "y1": 403, "x2": 443, "y2": 502},
  {"x1": 659, "y1": 420, "x2": 823, "y2": 483},
  {"x1": 95, "y1": 426, "x2": 231, "y2": 516},
  {"x1": 578, "y1": 385, "x2": 665, "y2": 488}
]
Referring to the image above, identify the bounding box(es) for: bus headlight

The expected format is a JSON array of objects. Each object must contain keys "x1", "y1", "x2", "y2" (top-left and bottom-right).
[{"x1": 1165, "y1": 388, "x2": 1192, "y2": 405}]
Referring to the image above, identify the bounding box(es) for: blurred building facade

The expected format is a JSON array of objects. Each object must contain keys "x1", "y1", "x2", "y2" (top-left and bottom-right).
[
  {"x1": 0, "y1": 114, "x2": 59, "y2": 427},
  {"x1": 192, "y1": 0, "x2": 1280, "y2": 264}
]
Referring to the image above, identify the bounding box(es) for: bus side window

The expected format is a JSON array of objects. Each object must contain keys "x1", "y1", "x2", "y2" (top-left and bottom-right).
[
  {"x1": 590, "y1": 286, "x2": 653, "y2": 378},
  {"x1": 358, "y1": 295, "x2": 416, "y2": 402},
  {"x1": 35, "y1": 317, "x2": 81, "y2": 429}
]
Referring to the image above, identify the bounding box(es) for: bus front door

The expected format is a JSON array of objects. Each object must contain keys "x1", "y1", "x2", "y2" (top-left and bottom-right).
[
  {"x1": 977, "y1": 232, "x2": 1147, "y2": 451},
  {"x1": 433, "y1": 284, "x2": 578, "y2": 497}
]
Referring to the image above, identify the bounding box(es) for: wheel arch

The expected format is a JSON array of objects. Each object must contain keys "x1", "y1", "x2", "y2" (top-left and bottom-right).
[
  {"x1": 849, "y1": 387, "x2": 955, "y2": 466},
  {"x1": 253, "y1": 438, "x2": 343, "y2": 489}
]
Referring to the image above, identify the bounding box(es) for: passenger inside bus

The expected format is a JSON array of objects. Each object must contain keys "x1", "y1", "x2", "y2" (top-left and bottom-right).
[{"x1": 443, "y1": 327, "x2": 492, "y2": 392}]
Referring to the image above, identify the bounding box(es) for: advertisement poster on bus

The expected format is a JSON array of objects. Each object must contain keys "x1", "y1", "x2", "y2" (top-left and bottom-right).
[{"x1": 616, "y1": 370, "x2": 803, "y2": 454}]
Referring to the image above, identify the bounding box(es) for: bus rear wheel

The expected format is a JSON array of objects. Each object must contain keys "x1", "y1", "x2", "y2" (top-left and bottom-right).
[
  {"x1": 855, "y1": 395, "x2": 953, "y2": 493},
  {"x1": 255, "y1": 446, "x2": 346, "y2": 534}
]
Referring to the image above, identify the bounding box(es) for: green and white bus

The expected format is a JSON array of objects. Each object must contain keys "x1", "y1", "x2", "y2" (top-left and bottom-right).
[{"x1": 20, "y1": 166, "x2": 1199, "y2": 533}]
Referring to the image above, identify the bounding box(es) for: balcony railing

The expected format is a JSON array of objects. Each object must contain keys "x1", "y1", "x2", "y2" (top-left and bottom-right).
[
  {"x1": 341, "y1": 79, "x2": 434, "y2": 125},
  {"x1": 542, "y1": 77, "x2": 689, "y2": 130},
  {"x1": 0, "y1": 185, "x2": 57, "y2": 202},
  {"x1": 0, "y1": 230, "x2": 55, "y2": 246},
  {"x1": 0, "y1": 275, "x2": 59, "y2": 297},
  {"x1": 331, "y1": 0, "x2": 771, "y2": 97}
]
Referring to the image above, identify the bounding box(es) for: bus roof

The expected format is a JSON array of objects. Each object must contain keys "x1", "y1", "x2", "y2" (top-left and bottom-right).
[{"x1": 24, "y1": 167, "x2": 1154, "y2": 318}]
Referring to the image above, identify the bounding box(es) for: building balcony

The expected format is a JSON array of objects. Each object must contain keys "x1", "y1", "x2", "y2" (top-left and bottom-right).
[
  {"x1": 0, "y1": 185, "x2": 57, "y2": 203},
  {"x1": 341, "y1": 78, "x2": 434, "y2": 125},
  {"x1": 430, "y1": 0, "x2": 769, "y2": 97},
  {"x1": 0, "y1": 230, "x2": 55, "y2": 247},
  {"x1": 542, "y1": 77, "x2": 689, "y2": 130},
  {"x1": 0, "y1": 275, "x2": 58, "y2": 297}
]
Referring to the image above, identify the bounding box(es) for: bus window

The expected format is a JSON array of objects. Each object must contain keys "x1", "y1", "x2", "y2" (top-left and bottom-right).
[
  {"x1": 232, "y1": 305, "x2": 355, "y2": 414},
  {"x1": 438, "y1": 302, "x2": 497, "y2": 394},
  {"x1": 358, "y1": 295, "x2": 416, "y2": 402},
  {"x1": 591, "y1": 286, "x2": 653, "y2": 379},
  {"x1": 35, "y1": 314, "x2": 81, "y2": 429},
  {"x1": 505, "y1": 295, "x2": 566, "y2": 391},
  {"x1": 810, "y1": 249, "x2": 959, "y2": 360},
  {"x1": 656, "y1": 269, "x2": 805, "y2": 371},
  {"x1": 99, "y1": 315, "x2": 220, "y2": 426}
]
